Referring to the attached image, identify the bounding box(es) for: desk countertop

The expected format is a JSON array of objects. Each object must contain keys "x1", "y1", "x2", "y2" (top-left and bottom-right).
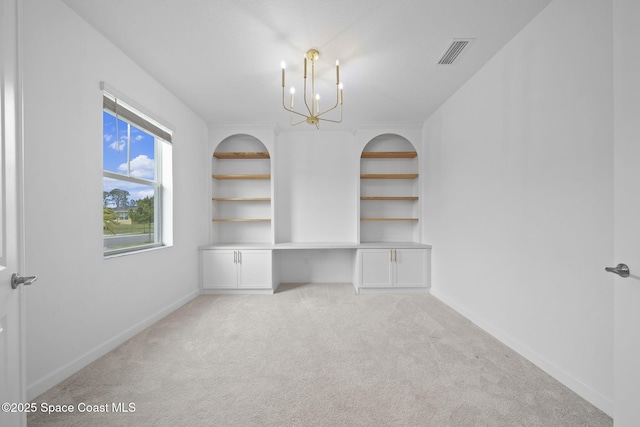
[{"x1": 199, "y1": 242, "x2": 432, "y2": 250}]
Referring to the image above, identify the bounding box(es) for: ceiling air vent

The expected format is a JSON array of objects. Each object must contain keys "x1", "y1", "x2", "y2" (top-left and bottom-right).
[{"x1": 437, "y1": 39, "x2": 473, "y2": 65}]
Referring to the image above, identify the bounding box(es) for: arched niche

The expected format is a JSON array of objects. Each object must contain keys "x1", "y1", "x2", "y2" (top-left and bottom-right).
[
  {"x1": 211, "y1": 134, "x2": 272, "y2": 244},
  {"x1": 362, "y1": 133, "x2": 417, "y2": 153},
  {"x1": 359, "y1": 133, "x2": 420, "y2": 243},
  {"x1": 213, "y1": 133, "x2": 270, "y2": 156}
]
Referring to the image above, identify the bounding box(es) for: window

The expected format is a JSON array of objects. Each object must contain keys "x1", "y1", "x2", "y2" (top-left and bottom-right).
[{"x1": 102, "y1": 90, "x2": 172, "y2": 255}]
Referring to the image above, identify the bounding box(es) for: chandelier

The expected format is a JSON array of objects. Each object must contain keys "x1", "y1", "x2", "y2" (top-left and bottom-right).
[{"x1": 281, "y1": 48, "x2": 343, "y2": 128}]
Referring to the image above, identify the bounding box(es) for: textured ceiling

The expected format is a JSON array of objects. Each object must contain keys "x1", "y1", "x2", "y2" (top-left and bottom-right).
[{"x1": 61, "y1": 0, "x2": 552, "y2": 131}]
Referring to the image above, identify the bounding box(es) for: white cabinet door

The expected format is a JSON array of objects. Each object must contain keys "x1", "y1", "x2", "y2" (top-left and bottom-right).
[
  {"x1": 360, "y1": 248, "x2": 428, "y2": 290},
  {"x1": 360, "y1": 249, "x2": 392, "y2": 287},
  {"x1": 237, "y1": 250, "x2": 272, "y2": 289},
  {"x1": 202, "y1": 250, "x2": 238, "y2": 289},
  {"x1": 393, "y1": 249, "x2": 426, "y2": 287}
]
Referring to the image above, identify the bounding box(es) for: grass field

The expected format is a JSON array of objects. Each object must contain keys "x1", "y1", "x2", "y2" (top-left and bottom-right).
[{"x1": 104, "y1": 223, "x2": 154, "y2": 235}]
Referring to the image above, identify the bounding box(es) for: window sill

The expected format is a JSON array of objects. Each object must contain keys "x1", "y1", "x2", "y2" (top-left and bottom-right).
[{"x1": 104, "y1": 243, "x2": 171, "y2": 259}]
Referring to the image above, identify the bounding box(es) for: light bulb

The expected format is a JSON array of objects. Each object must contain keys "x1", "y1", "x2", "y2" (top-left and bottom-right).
[
  {"x1": 290, "y1": 87, "x2": 295, "y2": 94},
  {"x1": 281, "y1": 61, "x2": 286, "y2": 69}
]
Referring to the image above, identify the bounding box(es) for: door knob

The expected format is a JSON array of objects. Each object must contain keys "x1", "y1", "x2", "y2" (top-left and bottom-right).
[
  {"x1": 605, "y1": 263, "x2": 630, "y2": 278},
  {"x1": 11, "y1": 273, "x2": 38, "y2": 289}
]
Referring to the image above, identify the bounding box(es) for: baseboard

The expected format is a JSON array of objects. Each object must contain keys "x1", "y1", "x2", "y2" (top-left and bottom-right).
[
  {"x1": 201, "y1": 288, "x2": 274, "y2": 295},
  {"x1": 27, "y1": 289, "x2": 200, "y2": 401},
  {"x1": 429, "y1": 288, "x2": 614, "y2": 417},
  {"x1": 358, "y1": 287, "x2": 430, "y2": 294}
]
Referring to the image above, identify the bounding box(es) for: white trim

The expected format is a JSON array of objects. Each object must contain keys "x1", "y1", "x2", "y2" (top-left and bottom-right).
[
  {"x1": 103, "y1": 242, "x2": 167, "y2": 258},
  {"x1": 357, "y1": 287, "x2": 430, "y2": 295},
  {"x1": 100, "y1": 81, "x2": 175, "y2": 134},
  {"x1": 26, "y1": 289, "x2": 199, "y2": 401},
  {"x1": 201, "y1": 288, "x2": 274, "y2": 295},
  {"x1": 103, "y1": 170, "x2": 157, "y2": 187},
  {"x1": 429, "y1": 288, "x2": 614, "y2": 417}
]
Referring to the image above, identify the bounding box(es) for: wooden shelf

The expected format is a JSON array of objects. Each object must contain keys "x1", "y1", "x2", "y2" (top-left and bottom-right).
[
  {"x1": 361, "y1": 218, "x2": 419, "y2": 221},
  {"x1": 361, "y1": 196, "x2": 418, "y2": 201},
  {"x1": 211, "y1": 138, "x2": 272, "y2": 245},
  {"x1": 360, "y1": 174, "x2": 418, "y2": 179},
  {"x1": 214, "y1": 152, "x2": 270, "y2": 159},
  {"x1": 360, "y1": 140, "x2": 419, "y2": 244},
  {"x1": 212, "y1": 197, "x2": 271, "y2": 201},
  {"x1": 212, "y1": 174, "x2": 270, "y2": 180},
  {"x1": 361, "y1": 151, "x2": 417, "y2": 159},
  {"x1": 212, "y1": 218, "x2": 271, "y2": 222}
]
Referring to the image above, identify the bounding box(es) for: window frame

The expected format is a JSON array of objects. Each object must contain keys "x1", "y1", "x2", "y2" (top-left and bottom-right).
[{"x1": 102, "y1": 87, "x2": 172, "y2": 257}]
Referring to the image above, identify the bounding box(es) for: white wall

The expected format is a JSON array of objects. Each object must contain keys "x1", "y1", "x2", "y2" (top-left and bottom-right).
[
  {"x1": 273, "y1": 128, "x2": 424, "y2": 247},
  {"x1": 22, "y1": 0, "x2": 209, "y2": 399},
  {"x1": 277, "y1": 250, "x2": 354, "y2": 284},
  {"x1": 275, "y1": 130, "x2": 359, "y2": 244},
  {"x1": 423, "y1": 0, "x2": 613, "y2": 415}
]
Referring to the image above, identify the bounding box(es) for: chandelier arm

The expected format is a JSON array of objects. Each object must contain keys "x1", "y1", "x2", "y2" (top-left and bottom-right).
[
  {"x1": 311, "y1": 60, "x2": 316, "y2": 116},
  {"x1": 282, "y1": 88, "x2": 310, "y2": 118},
  {"x1": 317, "y1": 105, "x2": 342, "y2": 123},
  {"x1": 303, "y1": 99, "x2": 313, "y2": 117},
  {"x1": 286, "y1": 107, "x2": 309, "y2": 119},
  {"x1": 317, "y1": 117, "x2": 343, "y2": 124},
  {"x1": 290, "y1": 115, "x2": 307, "y2": 126},
  {"x1": 316, "y1": 84, "x2": 340, "y2": 117},
  {"x1": 302, "y1": 74, "x2": 313, "y2": 117},
  {"x1": 316, "y1": 102, "x2": 339, "y2": 117}
]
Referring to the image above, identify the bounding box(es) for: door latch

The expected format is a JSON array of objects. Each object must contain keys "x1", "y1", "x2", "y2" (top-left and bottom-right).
[
  {"x1": 11, "y1": 273, "x2": 38, "y2": 289},
  {"x1": 605, "y1": 263, "x2": 630, "y2": 278}
]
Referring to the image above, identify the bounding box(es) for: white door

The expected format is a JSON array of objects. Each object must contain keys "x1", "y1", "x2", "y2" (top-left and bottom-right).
[
  {"x1": 394, "y1": 249, "x2": 426, "y2": 288},
  {"x1": 237, "y1": 250, "x2": 272, "y2": 289},
  {"x1": 0, "y1": 0, "x2": 27, "y2": 426},
  {"x1": 613, "y1": 1, "x2": 640, "y2": 425},
  {"x1": 360, "y1": 249, "x2": 392, "y2": 288},
  {"x1": 202, "y1": 250, "x2": 237, "y2": 289}
]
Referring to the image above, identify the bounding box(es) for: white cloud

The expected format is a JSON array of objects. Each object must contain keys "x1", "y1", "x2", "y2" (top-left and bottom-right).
[
  {"x1": 133, "y1": 188, "x2": 155, "y2": 200},
  {"x1": 109, "y1": 140, "x2": 126, "y2": 151},
  {"x1": 103, "y1": 177, "x2": 155, "y2": 204},
  {"x1": 118, "y1": 154, "x2": 155, "y2": 180}
]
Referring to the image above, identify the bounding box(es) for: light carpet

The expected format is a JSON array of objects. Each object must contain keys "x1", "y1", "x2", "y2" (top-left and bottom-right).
[{"x1": 28, "y1": 283, "x2": 612, "y2": 426}]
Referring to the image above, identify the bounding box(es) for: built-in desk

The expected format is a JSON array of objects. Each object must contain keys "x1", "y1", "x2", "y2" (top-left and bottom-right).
[{"x1": 199, "y1": 242, "x2": 431, "y2": 294}]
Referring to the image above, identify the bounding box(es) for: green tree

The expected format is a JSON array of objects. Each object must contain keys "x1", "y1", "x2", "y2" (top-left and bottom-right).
[
  {"x1": 129, "y1": 196, "x2": 154, "y2": 237},
  {"x1": 109, "y1": 188, "x2": 130, "y2": 208},
  {"x1": 103, "y1": 207, "x2": 118, "y2": 235},
  {"x1": 103, "y1": 191, "x2": 111, "y2": 207}
]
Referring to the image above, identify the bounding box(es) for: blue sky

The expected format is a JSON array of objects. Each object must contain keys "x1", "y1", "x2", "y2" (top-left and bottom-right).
[{"x1": 103, "y1": 111, "x2": 156, "y2": 203}]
